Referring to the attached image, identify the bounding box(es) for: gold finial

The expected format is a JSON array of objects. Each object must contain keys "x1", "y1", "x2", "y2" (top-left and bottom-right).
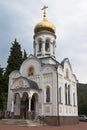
[{"x1": 41, "y1": 5, "x2": 48, "y2": 21}]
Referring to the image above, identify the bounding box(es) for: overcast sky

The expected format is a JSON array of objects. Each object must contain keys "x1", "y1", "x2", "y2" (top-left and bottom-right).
[{"x1": 0, "y1": 0, "x2": 87, "y2": 83}]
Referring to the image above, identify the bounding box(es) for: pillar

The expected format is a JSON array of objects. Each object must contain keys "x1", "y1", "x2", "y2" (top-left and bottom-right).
[
  {"x1": 11, "y1": 100, "x2": 14, "y2": 118},
  {"x1": 28, "y1": 97, "x2": 31, "y2": 112},
  {"x1": 28, "y1": 97, "x2": 32, "y2": 119}
]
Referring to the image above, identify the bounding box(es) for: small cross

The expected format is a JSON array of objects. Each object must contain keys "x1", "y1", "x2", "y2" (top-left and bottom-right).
[
  {"x1": 41, "y1": 5, "x2": 48, "y2": 12},
  {"x1": 41, "y1": 5, "x2": 48, "y2": 20}
]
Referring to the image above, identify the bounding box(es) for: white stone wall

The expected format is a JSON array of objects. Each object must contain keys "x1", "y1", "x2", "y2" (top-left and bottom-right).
[
  {"x1": 7, "y1": 57, "x2": 78, "y2": 118},
  {"x1": 58, "y1": 59, "x2": 78, "y2": 117}
]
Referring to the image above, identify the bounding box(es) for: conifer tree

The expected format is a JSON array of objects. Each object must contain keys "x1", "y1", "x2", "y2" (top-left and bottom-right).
[
  {"x1": 23, "y1": 49, "x2": 27, "y2": 61},
  {"x1": 0, "y1": 39, "x2": 28, "y2": 110},
  {"x1": 5, "y1": 39, "x2": 23, "y2": 76},
  {"x1": 0, "y1": 66, "x2": 7, "y2": 110}
]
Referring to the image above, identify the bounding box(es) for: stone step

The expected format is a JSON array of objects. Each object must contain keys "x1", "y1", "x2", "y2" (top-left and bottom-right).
[{"x1": 0, "y1": 119, "x2": 46, "y2": 127}]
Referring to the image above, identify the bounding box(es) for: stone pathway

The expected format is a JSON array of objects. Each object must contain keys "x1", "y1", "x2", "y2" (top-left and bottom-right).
[{"x1": 0, "y1": 119, "x2": 45, "y2": 127}]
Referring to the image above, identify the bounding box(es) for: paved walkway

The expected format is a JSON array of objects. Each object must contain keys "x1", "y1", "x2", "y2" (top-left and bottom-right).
[
  {"x1": 0, "y1": 122, "x2": 87, "y2": 130},
  {"x1": 0, "y1": 119, "x2": 43, "y2": 127}
]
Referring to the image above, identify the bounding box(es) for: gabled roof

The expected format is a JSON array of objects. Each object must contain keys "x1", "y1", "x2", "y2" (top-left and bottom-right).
[{"x1": 61, "y1": 58, "x2": 72, "y2": 70}]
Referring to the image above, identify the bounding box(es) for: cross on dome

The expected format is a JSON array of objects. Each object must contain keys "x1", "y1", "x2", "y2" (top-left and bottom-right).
[
  {"x1": 34, "y1": 5, "x2": 56, "y2": 34},
  {"x1": 41, "y1": 5, "x2": 48, "y2": 21}
]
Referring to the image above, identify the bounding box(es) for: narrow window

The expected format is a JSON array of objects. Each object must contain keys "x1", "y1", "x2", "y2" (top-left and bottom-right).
[
  {"x1": 65, "y1": 84, "x2": 67, "y2": 104},
  {"x1": 73, "y1": 93, "x2": 75, "y2": 106},
  {"x1": 38, "y1": 39, "x2": 42, "y2": 52},
  {"x1": 45, "y1": 39, "x2": 50, "y2": 51},
  {"x1": 66, "y1": 68, "x2": 69, "y2": 79},
  {"x1": 68, "y1": 85, "x2": 70, "y2": 105},
  {"x1": 46, "y1": 86, "x2": 50, "y2": 102},
  {"x1": 59, "y1": 87, "x2": 61, "y2": 103}
]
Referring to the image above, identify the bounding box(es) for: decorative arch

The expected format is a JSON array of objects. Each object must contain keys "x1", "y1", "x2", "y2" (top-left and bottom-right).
[
  {"x1": 45, "y1": 39, "x2": 50, "y2": 52},
  {"x1": 28, "y1": 66, "x2": 35, "y2": 76}
]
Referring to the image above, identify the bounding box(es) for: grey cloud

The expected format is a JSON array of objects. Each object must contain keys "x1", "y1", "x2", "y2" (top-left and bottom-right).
[{"x1": 0, "y1": 0, "x2": 87, "y2": 83}]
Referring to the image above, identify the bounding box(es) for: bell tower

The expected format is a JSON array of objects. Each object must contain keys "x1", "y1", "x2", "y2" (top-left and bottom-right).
[{"x1": 33, "y1": 6, "x2": 56, "y2": 59}]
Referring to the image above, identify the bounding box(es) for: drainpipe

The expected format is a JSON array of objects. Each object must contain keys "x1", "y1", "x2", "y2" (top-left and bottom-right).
[{"x1": 56, "y1": 65, "x2": 60, "y2": 126}]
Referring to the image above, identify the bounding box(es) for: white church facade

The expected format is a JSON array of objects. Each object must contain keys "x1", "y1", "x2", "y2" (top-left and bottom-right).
[{"x1": 7, "y1": 6, "x2": 78, "y2": 125}]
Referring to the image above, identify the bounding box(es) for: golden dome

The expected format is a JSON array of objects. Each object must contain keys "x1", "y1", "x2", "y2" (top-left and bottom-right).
[
  {"x1": 34, "y1": 6, "x2": 56, "y2": 34},
  {"x1": 34, "y1": 20, "x2": 56, "y2": 34}
]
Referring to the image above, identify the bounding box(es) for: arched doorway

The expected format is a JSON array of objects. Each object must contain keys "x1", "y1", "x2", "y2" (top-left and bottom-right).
[
  {"x1": 31, "y1": 93, "x2": 39, "y2": 119},
  {"x1": 20, "y1": 92, "x2": 29, "y2": 119}
]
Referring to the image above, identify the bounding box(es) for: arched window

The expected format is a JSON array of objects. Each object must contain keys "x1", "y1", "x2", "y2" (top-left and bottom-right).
[
  {"x1": 66, "y1": 68, "x2": 69, "y2": 79},
  {"x1": 68, "y1": 85, "x2": 70, "y2": 104},
  {"x1": 38, "y1": 39, "x2": 42, "y2": 52},
  {"x1": 28, "y1": 66, "x2": 34, "y2": 76},
  {"x1": 45, "y1": 39, "x2": 50, "y2": 52},
  {"x1": 65, "y1": 83, "x2": 68, "y2": 104},
  {"x1": 59, "y1": 87, "x2": 61, "y2": 103},
  {"x1": 46, "y1": 86, "x2": 50, "y2": 102}
]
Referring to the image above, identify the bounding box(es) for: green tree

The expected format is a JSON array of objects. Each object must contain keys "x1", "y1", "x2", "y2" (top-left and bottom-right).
[
  {"x1": 77, "y1": 83, "x2": 87, "y2": 115},
  {"x1": 0, "y1": 92, "x2": 7, "y2": 110},
  {"x1": 1, "y1": 39, "x2": 28, "y2": 110},
  {"x1": 0, "y1": 66, "x2": 4, "y2": 91},
  {"x1": 0, "y1": 66, "x2": 7, "y2": 92},
  {"x1": 5, "y1": 39, "x2": 23, "y2": 76},
  {"x1": 22, "y1": 49, "x2": 27, "y2": 61},
  {"x1": 0, "y1": 66, "x2": 7, "y2": 110}
]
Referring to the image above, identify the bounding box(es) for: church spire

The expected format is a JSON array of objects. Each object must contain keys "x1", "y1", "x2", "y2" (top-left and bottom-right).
[{"x1": 41, "y1": 5, "x2": 48, "y2": 21}]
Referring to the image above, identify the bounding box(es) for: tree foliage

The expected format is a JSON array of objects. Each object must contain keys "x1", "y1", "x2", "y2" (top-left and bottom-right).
[
  {"x1": 0, "y1": 66, "x2": 7, "y2": 110},
  {"x1": 5, "y1": 39, "x2": 23, "y2": 76},
  {"x1": 0, "y1": 66, "x2": 4, "y2": 91},
  {"x1": 0, "y1": 39, "x2": 28, "y2": 110},
  {"x1": 23, "y1": 49, "x2": 27, "y2": 61},
  {"x1": 77, "y1": 83, "x2": 87, "y2": 115}
]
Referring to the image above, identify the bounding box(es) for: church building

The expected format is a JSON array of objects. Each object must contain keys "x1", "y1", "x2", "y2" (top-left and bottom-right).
[{"x1": 7, "y1": 6, "x2": 78, "y2": 125}]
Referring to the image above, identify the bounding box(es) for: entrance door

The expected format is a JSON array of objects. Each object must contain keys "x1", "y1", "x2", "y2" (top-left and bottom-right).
[
  {"x1": 31, "y1": 93, "x2": 39, "y2": 119},
  {"x1": 20, "y1": 92, "x2": 29, "y2": 119}
]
